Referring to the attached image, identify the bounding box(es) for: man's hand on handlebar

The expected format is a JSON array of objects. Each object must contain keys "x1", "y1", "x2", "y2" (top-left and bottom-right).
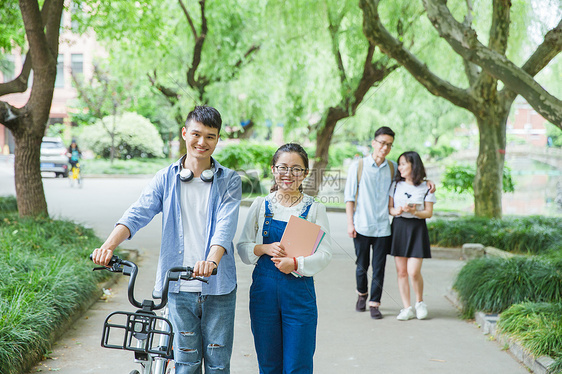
[
  {"x1": 193, "y1": 260, "x2": 218, "y2": 277},
  {"x1": 91, "y1": 247, "x2": 115, "y2": 267}
]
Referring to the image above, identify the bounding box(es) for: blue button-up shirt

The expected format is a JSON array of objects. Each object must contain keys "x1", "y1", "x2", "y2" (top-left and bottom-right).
[
  {"x1": 117, "y1": 157, "x2": 242, "y2": 296},
  {"x1": 344, "y1": 155, "x2": 396, "y2": 237}
]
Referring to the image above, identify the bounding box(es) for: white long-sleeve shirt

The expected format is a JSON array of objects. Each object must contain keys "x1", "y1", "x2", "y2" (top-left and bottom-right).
[{"x1": 236, "y1": 193, "x2": 332, "y2": 277}]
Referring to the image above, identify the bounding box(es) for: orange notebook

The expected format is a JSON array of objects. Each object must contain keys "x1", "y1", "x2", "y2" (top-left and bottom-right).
[{"x1": 280, "y1": 215, "x2": 323, "y2": 258}]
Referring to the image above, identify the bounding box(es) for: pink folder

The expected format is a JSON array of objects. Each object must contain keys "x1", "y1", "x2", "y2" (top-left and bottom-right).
[{"x1": 280, "y1": 215, "x2": 323, "y2": 258}]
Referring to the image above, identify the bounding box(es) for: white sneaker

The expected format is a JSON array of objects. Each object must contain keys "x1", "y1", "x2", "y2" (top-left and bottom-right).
[
  {"x1": 415, "y1": 301, "x2": 428, "y2": 320},
  {"x1": 396, "y1": 306, "x2": 415, "y2": 321}
]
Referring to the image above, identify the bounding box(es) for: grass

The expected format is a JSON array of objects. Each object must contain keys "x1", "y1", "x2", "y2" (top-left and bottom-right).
[
  {"x1": 498, "y1": 302, "x2": 562, "y2": 373},
  {"x1": 0, "y1": 196, "x2": 110, "y2": 374},
  {"x1": 428, "y1": 216, "x2": 562, "y2": 254},
  {"x1": 453, "y1": 256, "x2": 562, "y2": 319},
  {"x1": 82, "y1": 157, "x2": 172, "y2": 175}
]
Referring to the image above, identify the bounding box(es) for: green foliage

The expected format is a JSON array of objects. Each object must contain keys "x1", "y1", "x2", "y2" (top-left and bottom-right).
[
  {"x1": 427, "y1": 144, "x2": 455, "y2": 160},
  {"x1": 45, "y1": 122, "x2": 66, "y2": 138},
  {"x1": 327, "y1": 143, "x2": 359, "y2": 169},
  {"x1": 498, "y1": 302, "x2": 562, "y2": 367},
  {"x1": 214, "y1": 141, "x2": 278, "y2": 174},
  {"x1": 0, "y1": 0, "x2": 25, "y2": 51},
  {"x1": 0, "y1": 196, "x2": 18, "y2": 213},
  {"x1": 428, "y1": 216, "x2": 562, "y2": 254},
  {"x1": 69, "y1": 108, "x2": 98, "y2": 127},
  {"x1": 441, "y1": 164, "x2": 515, "y2": 194},
  {"x1": 79, "y1": 112, "x2": 165, "y2": 159},
  {"x1": 546, "y1": 123, "x2": 562, "y2": 148},
  {"x1": 453, "y1": 257, "x2": 562, "y2": 318},
  {"x1": 0, "y1": 205, "x2": 109, "y2": 374},
  {"x1": 83, "y1": 158, "x2": 172, "y2": 175}
]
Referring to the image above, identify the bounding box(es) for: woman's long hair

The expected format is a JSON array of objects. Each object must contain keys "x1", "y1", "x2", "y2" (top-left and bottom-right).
[
  {"x1": 270, "y1": 143, "x2": 309, "y2": 193},
  {"x1": 394, "y1": 151, "x2": 426, "y2": 186}
]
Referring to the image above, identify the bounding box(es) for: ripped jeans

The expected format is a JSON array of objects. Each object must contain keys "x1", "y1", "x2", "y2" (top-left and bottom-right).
[{"x1": 168, "y1": 288, "x2": 236, "y2": 374}]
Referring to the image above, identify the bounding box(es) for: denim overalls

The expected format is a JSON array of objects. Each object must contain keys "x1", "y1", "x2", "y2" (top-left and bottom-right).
[{"x1": 249, "y1": 199, "x2": 318, "y2": 374}]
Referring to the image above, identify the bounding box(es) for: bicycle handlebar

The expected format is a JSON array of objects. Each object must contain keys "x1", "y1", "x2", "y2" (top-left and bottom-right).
[{"x1": 90, "y1": 254, "x2": 217, "y2": 311}]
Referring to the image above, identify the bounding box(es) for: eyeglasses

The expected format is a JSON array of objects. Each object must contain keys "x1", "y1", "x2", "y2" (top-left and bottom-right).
[
  {"x1": 374, "y1": 139, "x2": 393, "y2": 148},
  {"x1": 274, "y1": 165, "x2": 307, "y2": 176}
]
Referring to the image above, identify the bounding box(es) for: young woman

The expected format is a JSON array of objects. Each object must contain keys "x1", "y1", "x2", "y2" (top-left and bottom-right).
[
  {"x1": 237, "y1": 143, "x2": 332, "y2": 374},
  {"x1": 388, "y1": 151, "x2": 436, "y2": 321}
]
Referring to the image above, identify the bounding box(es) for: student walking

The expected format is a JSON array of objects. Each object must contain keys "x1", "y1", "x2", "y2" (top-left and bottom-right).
[
  {"x1": 91, "y1": 106, "x2": 242, "y2": 373},
  {"x1": 344, "y1": 127, "x2": 397, "y2": 319},
  {"x1": 388, "y1": 151, "x2": 436, "y2": 321},
  {"x1": 237, "y1": 143, "x2": 332, "y2": 374}
]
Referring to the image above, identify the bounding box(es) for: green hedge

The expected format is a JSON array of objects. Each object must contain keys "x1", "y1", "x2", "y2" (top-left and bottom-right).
[
  {"x1": 428, "y1": 216, "x2": 562, "y2": 254},
  {"x1": 0, "y1": 196, "x2": 108, "y2": 374},
  {"x1": 453, "y1": 256, "x2": 562, "y2": 319},
  {"x1": 498, "y1": 302, "x2": 562, "y2": 372}
]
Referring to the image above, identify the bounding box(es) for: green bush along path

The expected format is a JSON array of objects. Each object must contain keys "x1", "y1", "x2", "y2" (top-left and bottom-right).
[{"x1": 0, "y1": 196, "x2": 111, "y2": 374}]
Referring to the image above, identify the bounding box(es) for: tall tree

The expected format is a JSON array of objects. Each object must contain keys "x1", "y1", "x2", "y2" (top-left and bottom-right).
[
  {"x1": 0, "y1": 0, "x2": 64, "y2": 217},
  {"x1": 75, "y1": 0, "x2": 261, "y2": 154},
  {"x1": 360, "y1": 0, "x2": 562, "y2": 217},
  {"x1": 423, "y1": 0, "x2": 562, "y2": 126},
  {"x1": 310, "y1": 1, "x2": 398, "y2": 194}
]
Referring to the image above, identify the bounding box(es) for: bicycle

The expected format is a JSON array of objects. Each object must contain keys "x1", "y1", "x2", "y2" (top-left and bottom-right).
[
  {"x1": 91, "y1": 255, "x2": 216, "y2": 374},
  {"x1": 69, "y1": 162, "x2": 83, "y2": 188}
]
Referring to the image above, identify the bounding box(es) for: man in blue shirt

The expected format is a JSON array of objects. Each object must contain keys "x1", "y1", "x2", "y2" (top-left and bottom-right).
[
  {"x1": 344, "y1": 126, "x2": 396, "y2": 320},
  {"x1": 92, "y1": 105, "x2": 242, "y2": 373}
]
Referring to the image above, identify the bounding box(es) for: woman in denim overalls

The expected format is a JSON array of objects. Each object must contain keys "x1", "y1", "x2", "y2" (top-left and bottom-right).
[{"x1": 237, "y1": 144, "x2": 332, "y2": 374}]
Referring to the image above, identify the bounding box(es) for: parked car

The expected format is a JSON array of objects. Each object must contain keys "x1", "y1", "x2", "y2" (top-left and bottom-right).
[{"x1": 40, "y1": 137, "x2": 68, "y2": 177}]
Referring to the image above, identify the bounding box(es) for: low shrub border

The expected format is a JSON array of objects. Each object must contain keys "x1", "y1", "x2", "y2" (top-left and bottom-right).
[
  {"x1": 0, "y1": 196, "x2": 114, "y2": 374},
  {"x1": 450, "y1": 246, "x2": 562, "y2": 373},
  {"x1": 498, "y1": 302, "x2": 562, "y2": 373},
  {"x1": 453, "y1": 256, "x2": 562, "y2": 318},
  {"x1": 428, "y1": 216, "x2": 562, "y2": 255}
]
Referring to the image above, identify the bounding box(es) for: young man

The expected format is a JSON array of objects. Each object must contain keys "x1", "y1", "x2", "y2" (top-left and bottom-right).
[
  {"x1": 344, "y1": 126, "x2": 396, "y2": 320},
  {"x1": 91, "y1": 105, "x2": 242, "y2": 373}
]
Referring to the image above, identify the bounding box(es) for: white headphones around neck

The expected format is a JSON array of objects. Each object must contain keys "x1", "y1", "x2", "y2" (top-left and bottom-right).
[{"x1": 179, "y1": 155, "x2": 215, "y2": 183}]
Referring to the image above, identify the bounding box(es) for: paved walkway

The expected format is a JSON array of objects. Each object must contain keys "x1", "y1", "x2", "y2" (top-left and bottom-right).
[{"x1": 0, "y1": 165, "x2": 529, "y2": 373}]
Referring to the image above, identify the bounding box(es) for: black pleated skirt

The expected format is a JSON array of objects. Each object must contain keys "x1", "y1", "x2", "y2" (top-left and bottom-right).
[{"x1": 390, "y1": 217, "x2": 432, "y2": 258}]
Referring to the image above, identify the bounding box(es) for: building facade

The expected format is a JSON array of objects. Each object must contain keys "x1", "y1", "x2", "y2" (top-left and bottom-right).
[{"x1": 507, "y1": 97, "x2": 548, "y2": 147}]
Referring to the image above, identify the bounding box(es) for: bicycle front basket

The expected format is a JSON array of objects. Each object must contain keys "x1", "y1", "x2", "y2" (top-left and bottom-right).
[{"x1": 101, "y1": 310, "x2": 173, "y2": 356}]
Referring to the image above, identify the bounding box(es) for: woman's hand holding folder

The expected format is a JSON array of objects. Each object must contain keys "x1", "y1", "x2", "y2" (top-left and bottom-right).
[
  {"x1": 272, "y1": 257, "x2": 295, "y2": 274},
  {"x1": 254, "y1": 242, "x2": 286, "y2": 258}
]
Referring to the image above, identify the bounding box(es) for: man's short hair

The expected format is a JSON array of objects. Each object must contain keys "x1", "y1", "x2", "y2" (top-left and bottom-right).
[
  {"x1": 185, "y1": 105, "x2": 222, "y2": 132},
  {"x1": 374, "y1": 126, "x2": 395, "y2": 139}
]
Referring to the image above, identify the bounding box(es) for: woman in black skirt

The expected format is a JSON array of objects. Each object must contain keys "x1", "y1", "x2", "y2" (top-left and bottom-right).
[{"x1": 388, "y1": 151, "x2": 436, "y2": 321}]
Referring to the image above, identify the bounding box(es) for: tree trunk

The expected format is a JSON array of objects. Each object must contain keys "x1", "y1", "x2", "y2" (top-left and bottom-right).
[
  {"x1": 308, "y1": 107, "x2": 346, "y2": 196},
  {"x1": 473, "y1": 109, "x2": 507, "y2": 218},
  {"x1": 13, "y1": 127, "x2": 48, "y2": 217}
]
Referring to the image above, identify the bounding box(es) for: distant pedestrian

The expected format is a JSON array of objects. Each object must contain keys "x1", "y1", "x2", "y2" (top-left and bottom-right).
[
  {"x1": 237, "y1": 143, "x2": 332, "y2": 374},
  {"x1": 388, "y1": 151, "x2": 436, "y2": 321},
  {"x1": 67, "y1": 139, "x2": 81, "y2": 170},
  {"x1": 91, "y1": 105, "x2": 242, "y2": 373}
]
